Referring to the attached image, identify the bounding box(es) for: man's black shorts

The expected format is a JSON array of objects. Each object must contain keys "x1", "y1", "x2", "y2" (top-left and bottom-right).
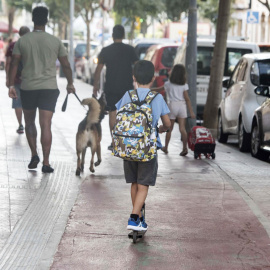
[
  {"x1": 105, "y1": 92, "x2": 125, "y2": 112},
  {"x1": 20, "y1": 89, "x2": 60, "y2": 112}
]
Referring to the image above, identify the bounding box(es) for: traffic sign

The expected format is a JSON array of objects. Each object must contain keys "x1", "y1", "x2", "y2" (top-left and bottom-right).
[{"x1": 247, "y1": 11, "x2": 259, "y2": 24}]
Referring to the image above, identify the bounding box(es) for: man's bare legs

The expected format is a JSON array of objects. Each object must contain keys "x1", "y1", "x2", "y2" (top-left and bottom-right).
[
  {"x1": 108, "y1": 110, "x2": 116, "y2": 147},
  {"x1": 161, "y1": 119, "x2": 175, "y2": 154},
  {"x1": 15, "y1": 108, "x2": 23, "y2": 126},
  {"x1": 23, "y1": 109, "x2": 38, "y2": 157},
  {"x1": 39, "y1": 109, "x2": 54, "y2": 166},
  {"x1": 131, "y1": 183, "x2": 149, "y2": 218}
]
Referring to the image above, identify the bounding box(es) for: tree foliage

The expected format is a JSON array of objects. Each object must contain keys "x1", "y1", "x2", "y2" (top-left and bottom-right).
[
  {"x1": 198, "y1": 0, "x2": 236, "y2": 27},
  {"x1": 114, "y1": 0, "x2": 164, "y2": 39},
  {"x1": 163, "y1": 0, "x2": 189, "y2": 22},
  {"x1": 74, "y1": 0, "x2": 100, "y2": 57},
  {"x1": 198, "y1": 0, "x2": 219, "y2": 25},
  {"x1": 6, "y1": 0, "x2": 33, "y2": 12}
]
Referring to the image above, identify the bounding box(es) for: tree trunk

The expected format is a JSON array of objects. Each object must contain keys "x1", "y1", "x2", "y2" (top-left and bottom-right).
[
  {"x1": 58, "y1": 21, "x2": 66, "y2": 40},
  {"x1": 8, "y1": 7, "x2": 16, "y2": 38},
  {"x1": 130, "y1": 18, "x2": 136, "y2": 43},
  {"x1": 203, "y1": 0, "x2": 231, "y2": 129},
  {"x1": 86, "y1": 19, "x2": 91, "y2": 58}
]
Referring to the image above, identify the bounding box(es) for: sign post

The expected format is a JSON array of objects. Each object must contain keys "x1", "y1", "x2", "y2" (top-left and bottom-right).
[{"x1": 69, "y1": 0, "x2": 74, "y2": 77}]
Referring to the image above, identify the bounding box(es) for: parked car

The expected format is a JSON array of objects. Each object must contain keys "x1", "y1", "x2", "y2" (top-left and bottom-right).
[
  {"x1": 217, "y1": 53, "x2": 270, "y2": 152},
  {"x1": 74, "y1": 41, "x2": 98, "y2": 80},
  {"x1": 144, "y1": 43, "x2": 178, "y2": 96},
  {"x1": 250, "y1": 85, "x2": 270, "y2": 161},
  {"x1": 257, "y1": 43, "x2": 270, "y2": 53},
  {"x1": 174, "y1": 38, "x2": 260, "y2": 119},
  {"x1": 134, "y1": 38, "x2": 176, "y2": 60}
]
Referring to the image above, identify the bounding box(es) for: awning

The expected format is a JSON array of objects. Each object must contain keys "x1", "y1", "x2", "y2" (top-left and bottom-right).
[{"x1": 0, "y1": 21, "x2": 18, "y2": 33}]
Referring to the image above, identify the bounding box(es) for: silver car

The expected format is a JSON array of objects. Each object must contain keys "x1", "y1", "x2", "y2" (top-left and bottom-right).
[
  {"x1": 251, "y1": 86, "x2": 270, "y2": 161},
  {"x1": 218, "y1": 53, "x2": 270, "y2": 152}
]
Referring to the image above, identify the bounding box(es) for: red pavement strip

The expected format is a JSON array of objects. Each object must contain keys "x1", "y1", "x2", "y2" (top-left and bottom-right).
[{"x1": 51, "y1": 154, "x2": 270, "y2": 269}]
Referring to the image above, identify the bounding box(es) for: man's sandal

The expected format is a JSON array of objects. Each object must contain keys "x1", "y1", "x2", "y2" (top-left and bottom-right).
[{"x1": 28, "y1": 155, "x2": 40, "y2": 169}]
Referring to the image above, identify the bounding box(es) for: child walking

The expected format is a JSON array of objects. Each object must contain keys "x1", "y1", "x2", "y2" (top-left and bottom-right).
[
  {"x1": 115, "y1": 60, "x2": 171, "y2": 231},
  {"x1": 152, "y1": 64, "x2": 195, "y2": 156}
]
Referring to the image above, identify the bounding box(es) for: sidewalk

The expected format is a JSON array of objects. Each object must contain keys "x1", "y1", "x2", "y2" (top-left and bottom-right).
[{"x1": 0, "y1": 70, "x2": 270, "y2": 269}]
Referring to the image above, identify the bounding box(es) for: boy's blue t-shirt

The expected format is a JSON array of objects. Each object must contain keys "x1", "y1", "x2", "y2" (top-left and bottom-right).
[{"x1": 115, "y1": 88, "x2": 170, "y2": 149}]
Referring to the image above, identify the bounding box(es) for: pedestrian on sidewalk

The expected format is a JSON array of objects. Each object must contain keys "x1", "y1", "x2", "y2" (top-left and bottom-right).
[
  {"x1": 8, "y1": 6, "x2": 75, "y2": 173},
  {"x1": 152, "y1": 64, "x2": 196, "y2": 156},
  {"x1": 5, "y1": 26, "x2": 30, "y2": 134},
  {"x1": 115, "y1": 60, "x2": 171, "y2": 231},
  {"x1": 93, "y1": 24, "x2": 138, "y2": 151}
]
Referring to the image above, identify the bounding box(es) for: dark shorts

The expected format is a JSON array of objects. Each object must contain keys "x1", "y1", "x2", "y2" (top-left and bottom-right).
[
  {"x1": 105, "y1": 92, "x2": 125, "y2": 111},
  {"x1": 123, "y1": 156, "x2": 158, "y2": 186},
  {"x1": 20, "y1": 89, "x2": 60, "y2": 112},
  {"x1": 12, "y1": 84, "x2": 22, "y2": 109}
]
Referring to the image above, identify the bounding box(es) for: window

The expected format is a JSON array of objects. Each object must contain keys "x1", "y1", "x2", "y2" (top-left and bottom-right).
[
  {"x1": 144, "y1": 47, "x2": 156, "y2": 61},
  {"x1": 197, "y1": 47, "x2": 213, "y2": 76},
  {"x1": 161, "y1": 47, "x2": 177, "y2": 68},
  {"x1": 225, "y1": 48, "x2": 252, "y2": 76},
  {"x1": 74, "y1": 43, "x2": 97, "y2": 57},
  {"x1": 236, "y1": 60, "x2": 247, "y2": 82},
  {"x1": 230, "y1": 61, "x2": 241, "y2": 85},
  {"x1": 251, "y1": 60, "x2": 270, "y2": 86}
]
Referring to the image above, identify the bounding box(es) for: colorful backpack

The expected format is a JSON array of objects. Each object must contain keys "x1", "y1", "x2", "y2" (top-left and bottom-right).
[{"x1": 112, "y1": 90, "x2": 159, "y2": 162}]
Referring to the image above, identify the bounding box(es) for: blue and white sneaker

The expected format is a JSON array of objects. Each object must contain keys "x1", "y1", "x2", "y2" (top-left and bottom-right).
[
  {"x1": 127, "y1": 218, "x2": 147, "y2": 231},
  {"x1": 140, "y1": 219, "x2": 148, "y2": 230}
]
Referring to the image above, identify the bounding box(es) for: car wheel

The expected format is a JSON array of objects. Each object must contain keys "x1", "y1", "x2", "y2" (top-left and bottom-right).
[
  {"x1": 251, "y1": 123, "x2": 270, "y2": 161},
  {"x1": 238, "y1": 119, "x2": 251, "y2": 152},
  {"x1": 217, "y1": 113, "x2": 228, "y2": 143}
]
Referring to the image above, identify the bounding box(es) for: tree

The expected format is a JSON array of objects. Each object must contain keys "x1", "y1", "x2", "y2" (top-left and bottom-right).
[
  {"x1": 5, "y1": 0, "x2": 33, "y2": 37},
  {"x1": 114, "y1": 0, "x2": 164, "y2": 40},
  {"x1": 198, "y1": 0, "x2": 236, "y2": 28},
  {"x1": 75, "y1": 0, "x2": 100, "y2": 58},
  {"x1": 163, "y1": 0, "x2": 189, "y2": 22},
  {"x1": 198, "y1": 0, "x2": 219, "y2": 26},
  {"x1": 203, "y1": 0, "x2": 232, "y2": 129},
  {"x1": 257, "y1": 0, "x2": 270, "y2": 11},
  {"x1": 43, "y1": 0, "x2": 70, "y2": 39}
]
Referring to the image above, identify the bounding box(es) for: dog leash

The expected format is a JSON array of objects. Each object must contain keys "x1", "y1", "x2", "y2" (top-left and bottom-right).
[{"x1": 62, "y1": 92, "x2": 87, "y2": 112}]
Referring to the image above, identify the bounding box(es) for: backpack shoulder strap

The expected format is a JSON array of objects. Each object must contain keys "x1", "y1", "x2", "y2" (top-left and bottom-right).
[
  {"x1": 144, "y1": 91, "x2": 159, "y2": 104},
  {"x1": 128, "y1": 89, "x2": 139, "y2": 104}
]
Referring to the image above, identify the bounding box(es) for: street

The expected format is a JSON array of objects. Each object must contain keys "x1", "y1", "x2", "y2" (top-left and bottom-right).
[{"x1": 0, "y1": 70, "x2": 269, "y2": 269}]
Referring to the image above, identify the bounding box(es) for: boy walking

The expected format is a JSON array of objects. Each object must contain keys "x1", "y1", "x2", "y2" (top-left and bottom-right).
[{"x1": 115, "y1": 60, "x2": 171, "y2": 231}]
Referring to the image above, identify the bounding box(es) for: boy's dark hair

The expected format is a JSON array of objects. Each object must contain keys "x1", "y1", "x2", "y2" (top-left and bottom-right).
[
  {"x1": 112, "y1": 25, "x2": 125, "y2": 39},
  {"x1": 133, "y1": 60, "x2": 154, "y2": 85},
  {"x1": 169, "y1": 64, "x2": 186, "y2": 85},
  {"x1": 32, "y1": 6, "x2": 48, "y2": 26}
]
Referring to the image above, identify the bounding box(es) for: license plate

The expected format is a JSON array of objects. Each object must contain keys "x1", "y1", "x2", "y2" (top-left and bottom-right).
[{"x1": 197, "y1": 87, "x2": 208, "y2": 93}]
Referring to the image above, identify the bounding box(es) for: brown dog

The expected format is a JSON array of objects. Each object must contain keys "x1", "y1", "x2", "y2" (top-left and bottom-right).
[{"x1": 76, "y1": 94, "x2": 106, "y2": 176}]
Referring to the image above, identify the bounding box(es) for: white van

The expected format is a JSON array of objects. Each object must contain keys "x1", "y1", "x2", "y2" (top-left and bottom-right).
[{"x1": 173, "y1": 38, "x2": 260, "y2": 119}]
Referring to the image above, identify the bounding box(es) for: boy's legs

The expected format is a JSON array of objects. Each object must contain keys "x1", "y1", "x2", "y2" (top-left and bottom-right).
[{"x1": 131, "y1": 183, "x2": 149, "y2": 217}]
